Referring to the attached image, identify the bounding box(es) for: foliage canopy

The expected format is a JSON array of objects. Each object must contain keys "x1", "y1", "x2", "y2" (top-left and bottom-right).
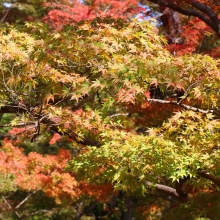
[{"x1": 0, "y1": 0, "x2": 220, "y2": 219}]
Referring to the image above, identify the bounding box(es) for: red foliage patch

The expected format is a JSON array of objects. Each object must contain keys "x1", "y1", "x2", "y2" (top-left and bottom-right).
[
  {"x1": 49, "y1": 133, "x2": 61, "y2": 145},
  {"x1": 0, "y1": 140, "x2": 114, "y2": 204},
  {"x1": 43, "y1": 0, "x2": 142, "y2": 29},
  {"x1": 167, "y1": 18, "x2": 212, "y2": 56}
]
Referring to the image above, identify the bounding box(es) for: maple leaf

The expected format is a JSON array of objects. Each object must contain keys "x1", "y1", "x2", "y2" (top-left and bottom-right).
[{"x1": 44, "y1": 93, "x2": 54, "y2": 104}]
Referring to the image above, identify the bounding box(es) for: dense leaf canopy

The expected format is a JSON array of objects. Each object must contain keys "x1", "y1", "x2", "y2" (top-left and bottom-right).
[{"x1": 0, "y1": 0, "x2": 220, "y2": 219}]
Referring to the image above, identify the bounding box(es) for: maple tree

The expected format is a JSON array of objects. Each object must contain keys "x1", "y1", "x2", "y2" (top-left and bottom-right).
[
  {"x1": 43, "y1": 0, "x2": 143, "y2": 29},
  {"x1": 1, "y1": 0, "x2": 219, "y2": 57},
  {"x1": 40, "y1": 0, "x2": 220, "y2": 58},
  {"x1": 0, "y1": 0, "x2": 220, "y2": 219}
]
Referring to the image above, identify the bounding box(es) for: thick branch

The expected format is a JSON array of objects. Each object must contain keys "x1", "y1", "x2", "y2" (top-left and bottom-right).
[
  {"x1": 144, "y1": 0, "x2": 220, "y2": 36},
  {"x1": 151, "y1": 171, "x2": 220, "y2": 200},
  {"x1": 198, "y1": 171, "x2": 220, "y2": 187},
  {"x1": 175, "y1": 176, "x2": 190, "y2": 197},
  {"x1": 146, "y1": 181, "x2": 189, "y2": 203},
  {"x1": 191, "y1": 0, "x2": 218, "y2": 19}
]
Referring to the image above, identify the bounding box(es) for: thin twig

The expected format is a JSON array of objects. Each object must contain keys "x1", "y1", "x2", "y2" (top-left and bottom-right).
[
  {"x1": 15, "y1": 189, "x2": 39, "y2": 209},
  {"x1": 2, "y1": 196, "x2": 21, "y2": 219},
  {"x1": 21, "y1": 210, "x2": 49, "y2": 219},
  {"x1": 0, "y1": 9, "x2": 10, "y2": 22},
  {"x1": 108, "y1": 113, "x2": 129, "y2": 118},
  {"x1": 0, "y1": 122, "x2": 36, "y2": 127}
]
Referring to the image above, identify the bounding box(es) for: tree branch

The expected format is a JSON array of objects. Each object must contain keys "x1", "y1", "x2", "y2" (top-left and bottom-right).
[
  {"x1": 0, "y1": 9, "x2": 10, "y2": 23},
  {"x1": 146, "y1": 172, "x2": 220, "y2": 203},
  {"x1": 15, "y1": 189, "x2": 39, "y2": 209},
  {"x1": 146, "y1": 181, "x2": 189, "y2": 203},
  {"x1": 144, "y1": 0, "x2": 220, "y2": 36},
  {"x1": 108, "y1": 113, "x2": 129, "y2": 118},
  {"x1": 2, "y1": 196, "x2": 21, "y2": 219},
  {"x1": 0, "y1": 104, "x2": 27, "y2": 114},
  {"x1": 175, "y1": 176, "x2": 190, "y2": 197},
  {"x1": 198, "y1": 171, "x2": 220, "y2": 187},
  {"x1": 21, "y1": 210, "x2": 50, "y2": 219},
  {"x1": 147, "y1": 98, "x2": 218, "y2": 115},
  {"x1": 0, "y1": 133, "x2": 17, "y2": 139}
]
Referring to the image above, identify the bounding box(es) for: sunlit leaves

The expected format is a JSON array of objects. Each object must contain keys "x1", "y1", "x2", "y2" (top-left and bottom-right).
[
  {"x1": 0, "y1": 16, "x2": 220, "y2": 210},
  {"x1": 68, "y1": 109, "x2": 220, "y2": 192}
]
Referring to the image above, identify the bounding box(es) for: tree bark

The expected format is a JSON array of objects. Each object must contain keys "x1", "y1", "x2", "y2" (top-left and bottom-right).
[
  {"x1": 122, "y1": 196, "x2": 132, "y2": 220},
  {"x1": 141, "y1": 0, "x2": 220, "y2": 37}
]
